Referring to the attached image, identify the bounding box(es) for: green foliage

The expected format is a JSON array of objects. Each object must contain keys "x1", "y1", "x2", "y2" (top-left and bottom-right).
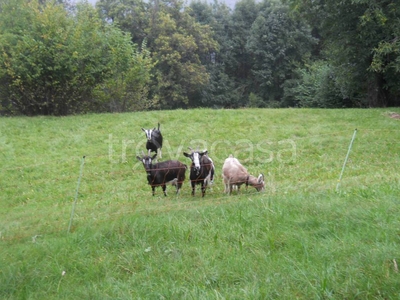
[
  {"x1": 228, "y1": 0, "x2": 259, "y2": 93},
  {"x1": 0, "y1": 0, "x2": 78, "y2": 115},
  {"x1": 92, "y1": 39, "x2": 154, "y2": 112},
  {"x1": 189, "y1": 0, "x2": 242, "y2": 108},
  {"x1": 366, "y1": 2, "x2": 400, "y2": 102},
  {"x1": 284, "y1": 61, "x2": 354, "y2": 108},
  {"x1": 247, "y1": 92, "x2": 264, "y2": 107},
  {"x1": 1, "y1": 109, "x2": 400, "y2": 298},
  {"x1": 96, "y1": 0, "x2": 148, "y2": 45},
  {"x1": 98, "y1": 0, "x2": 218, "y2": 109},
  {"x1": 146, "y1": 1, "x2": 218, "y2": 108},
  {"x1": 1, "y1": 0, "x2": 400, "y2": 112},
  {"x1": 246, "y1": 0, "x2": 316, "y2": 106},
  {"x1": 286, "y1": 0, "x2": 400, "y2": 107},
  {"x1": 195, "y1": 65, "x2": 242, "y2": 108},
  {"x1": 0, "y1": 0, "x2": 153, "y2": 115},
  {"x1": 190, "y1": 0, "x2": 261, "y2": 108},
  {"x1": 191, "y1": 0, "x2": 316, "y2": 108}
]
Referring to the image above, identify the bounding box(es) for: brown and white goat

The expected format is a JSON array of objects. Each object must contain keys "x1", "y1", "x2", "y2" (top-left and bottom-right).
[
  {"x1": 137, "y1": 153, "x2": 187, "y2": 196},
  {"x1": 222, "y1": 154, "x2": 265, "y2": 195}
]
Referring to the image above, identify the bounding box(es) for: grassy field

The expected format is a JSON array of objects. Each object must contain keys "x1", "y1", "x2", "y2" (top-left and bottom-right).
[{"x1": 1, "y1": 108, "x2": 400, "y2": 299}]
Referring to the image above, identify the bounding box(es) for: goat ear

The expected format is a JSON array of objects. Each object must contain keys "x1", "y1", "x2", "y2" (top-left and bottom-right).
[
  {"x1": 202, "y1": 150, "x2": 208, "y2": 156},
  {"x1": 158, "y1": 123, "x2": 160, "y2": 130},
  {"x1": 183, "y1": 152, "x2": 190, "y2": 157},
  {"x1": 136, "y1": 156, "x2": 142, "y2": 161},
  {"x1": 141, "y1": 128, "x2": 145, "y2": 132},
  {"x1": 151, "y1": 154, "x2": 157, "y2": 160}
]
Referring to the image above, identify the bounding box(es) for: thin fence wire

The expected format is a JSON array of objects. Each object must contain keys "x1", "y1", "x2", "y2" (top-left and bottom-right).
[
  {"x1": 2, "y1": 128, "x2": 399, "y2": 172},
  {"x1": 4, "y1": 169, "x2": 398, "y2": 243},
  {"x1": 1, "y1": 129, "x2": 400, "y2": 242},
  {"x1": 1, "y1": 155, "x2": 398, "y2": 192},
  {"x1": 1, "y1": 176, "x2": 399, "y2": 242},
  {"x1": 68, "y1": 156, "x2": 86, "y2": 233},
  {"x1": 2, "y1": 129, "x2": 398, "y2": 175}
]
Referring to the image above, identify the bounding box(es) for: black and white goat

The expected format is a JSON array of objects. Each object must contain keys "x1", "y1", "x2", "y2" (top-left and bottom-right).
[
  {"x1": 141, "y1": 123, "x2": 163, "y2": 158},
  {"x1": 183, "y1": 148, "x2": 215, "y2": 197},
  {"x1": 222, "y1": 154, "x2": 265, "y2": 195},
  {"x1": 137, "y1": 153, "x2": 187, "y2": 196}
]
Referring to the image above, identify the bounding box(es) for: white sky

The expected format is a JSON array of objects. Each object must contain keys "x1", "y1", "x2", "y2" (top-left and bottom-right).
[{"x1": 85, "y1": 0, "x2": 236, "y2": 8}]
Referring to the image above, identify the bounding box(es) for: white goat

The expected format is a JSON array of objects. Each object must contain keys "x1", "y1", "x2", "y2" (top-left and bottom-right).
[{"x1": 222, "y1": 154, "x2": 265, "y2": 195}]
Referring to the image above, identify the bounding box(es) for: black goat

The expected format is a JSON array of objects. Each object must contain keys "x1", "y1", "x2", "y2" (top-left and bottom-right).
[
  {"x1": 137, "y1": 153, "x2": 187, "y2": 196},
  {"x1": 183, "y1": 149, "x2": 215, "y2": 197},
  {"x1": 141, "y1": 123, "x2": 163, "y2": 158}
]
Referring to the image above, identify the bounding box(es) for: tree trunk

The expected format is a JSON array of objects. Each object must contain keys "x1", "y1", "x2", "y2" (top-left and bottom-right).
[{"x1": 367, "y1": 73, "x2": 388, "y2": 107}]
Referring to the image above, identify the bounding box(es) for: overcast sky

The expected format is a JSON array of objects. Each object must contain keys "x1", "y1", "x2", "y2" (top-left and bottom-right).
[{"x1": 85, "y1": 0, "x2": 236, "y2": 8}]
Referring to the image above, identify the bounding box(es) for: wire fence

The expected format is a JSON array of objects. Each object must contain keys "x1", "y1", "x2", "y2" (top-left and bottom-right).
[
  {"x1": 1, "y1": 128, "x2": 400, "y2": 242},
  {"x1": 2, "y1": 129, "x2": 399, "y2": 191}
]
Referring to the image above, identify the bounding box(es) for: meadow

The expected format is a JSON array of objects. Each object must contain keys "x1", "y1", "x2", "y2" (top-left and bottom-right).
[{"x1": 1, "y1": 108, "x2": 400, "y2": 299}]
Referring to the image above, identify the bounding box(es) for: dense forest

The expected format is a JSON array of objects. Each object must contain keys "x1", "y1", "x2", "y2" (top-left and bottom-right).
[{"x1": 0, "y1": 0, "x2": 399, "y2": 115}]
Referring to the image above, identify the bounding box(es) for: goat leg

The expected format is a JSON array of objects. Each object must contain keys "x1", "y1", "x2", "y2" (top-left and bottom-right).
[
  {"x1": 176, "y1": 180, "x2": 183, "y2": 195},
  {"x1": 191, "y1": 181, "x2": 196, "y2": 196},
  {"x1": 201, "y1": 183, "x2": 206, "y2": 197}
]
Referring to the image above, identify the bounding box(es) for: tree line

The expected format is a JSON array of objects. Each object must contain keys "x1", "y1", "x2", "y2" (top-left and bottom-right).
[{"x1": 0, "y1": 0, "x2": 399, "y2": 115}]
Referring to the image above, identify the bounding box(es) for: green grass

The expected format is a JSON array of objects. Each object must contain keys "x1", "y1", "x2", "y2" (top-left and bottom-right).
[{"x1": 1, "y1": 108, "x2": 400, "y2": 299}]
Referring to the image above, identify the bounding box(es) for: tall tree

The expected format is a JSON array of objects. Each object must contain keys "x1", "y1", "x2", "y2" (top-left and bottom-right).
[
  {"x1": 97, "y1": 0, "x2": 217, "y2": 109},
  {"x1": 286, "y1": 0, "x2": 400, "y2": 107},
  {"x1": 145, "y1": 0, "x2": 217, "y2": 108},
  {"x1": 189, "y1": 0, "x2": 241, "y2": 108},
  {"x1": 246, "y1": 0, "x2": 315, "y2": 106},
  {"x1": 228, "y1": 0, "x2": 260, "y2": 100},
  {"x1": 96, "y1": 0, "x2": 148, "y2": 45}
]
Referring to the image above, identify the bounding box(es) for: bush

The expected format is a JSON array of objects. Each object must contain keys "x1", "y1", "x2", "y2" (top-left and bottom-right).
[
  {"x1": 284, "y1": 61, "x2": 348, "y2": 108},
  {"x1": 0, "y1": 0, "x2": 153, "y2": 115}
]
